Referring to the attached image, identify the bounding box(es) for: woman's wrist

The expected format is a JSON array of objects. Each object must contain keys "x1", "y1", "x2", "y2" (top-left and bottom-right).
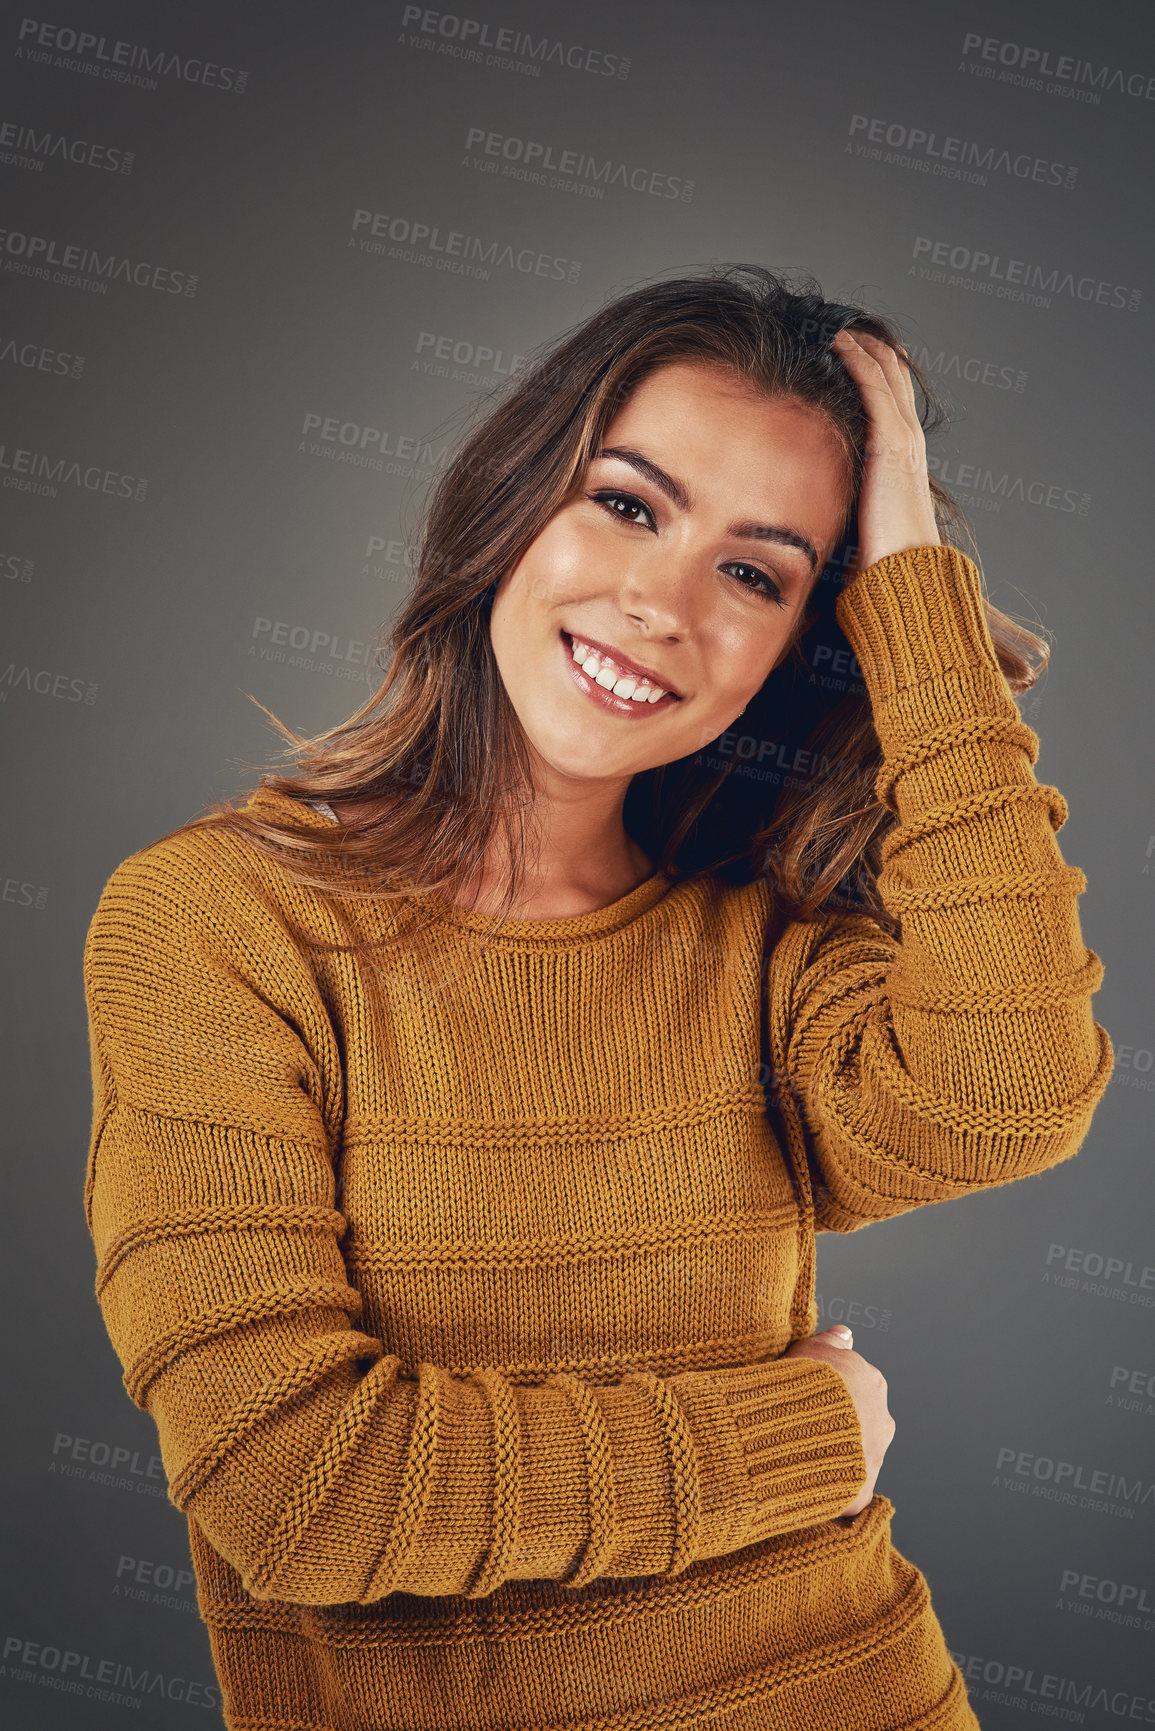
[{"x1": 835, "y1": 543, "x2": 1002, "y2": 703}]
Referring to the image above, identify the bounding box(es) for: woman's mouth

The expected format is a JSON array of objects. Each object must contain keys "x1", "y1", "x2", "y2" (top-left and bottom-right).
[{"x1": 560, "y1": 630, "x2": 682, "y2": 715}]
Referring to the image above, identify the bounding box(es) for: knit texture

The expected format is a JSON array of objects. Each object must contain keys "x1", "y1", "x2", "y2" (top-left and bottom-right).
[{"x1": 82, "y1": 544, "x2": 1112, "y2": 1730}]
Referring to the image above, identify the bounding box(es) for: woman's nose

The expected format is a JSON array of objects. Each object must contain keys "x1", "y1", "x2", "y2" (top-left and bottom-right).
[{"x1": 616, "y1": 554, "x2": 697, "y2": 641}]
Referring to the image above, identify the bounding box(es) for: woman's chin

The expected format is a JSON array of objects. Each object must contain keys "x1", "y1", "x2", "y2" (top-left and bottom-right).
[{"x1": 527, "y1": 727, "x2": 656, "y2": 784}]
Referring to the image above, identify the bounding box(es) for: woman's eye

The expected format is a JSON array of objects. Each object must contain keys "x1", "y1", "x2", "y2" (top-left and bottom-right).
[
  {"x1": 588, "y1": 489, "x2": 653, "y2": 526},
  {"x1": 724, "y1": 563, "x2": 788, "y2": 609},
  {"x1": 587, "y1": 490, "x2": 787, "y2": 610}
]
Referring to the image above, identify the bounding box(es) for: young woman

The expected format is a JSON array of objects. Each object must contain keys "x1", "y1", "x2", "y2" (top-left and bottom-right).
[{"x1": 83, "y1": 267, "x2": 1112, "y2": 1731}]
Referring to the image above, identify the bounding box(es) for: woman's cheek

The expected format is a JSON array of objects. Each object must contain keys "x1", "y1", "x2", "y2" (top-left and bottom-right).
[
  {"x1": 536, "y1": 517, "x2": 604, "y2": 600},
  {"x1": 500, "y1": 534, "x2": 598, "y2": 628}
]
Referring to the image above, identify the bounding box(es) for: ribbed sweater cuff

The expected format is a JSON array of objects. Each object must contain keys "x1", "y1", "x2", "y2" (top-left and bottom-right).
[
  {"x1": 656, "y1": 1354, "x2": 866, "y2": 1568},
  {"x1": 588, "y1": 1355, "x2": 866, "y2": 1580},
  {"x1": 698, "y1": 1357, "x2": 867, "y2": 1538},
  {"x1": 835, "y1": 544, "x2": 1001, "y2": 700}
]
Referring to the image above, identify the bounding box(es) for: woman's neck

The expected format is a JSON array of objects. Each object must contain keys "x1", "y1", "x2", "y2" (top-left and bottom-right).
[
  {"x1": 449, "y1": 834, "x2": 656, "y2": 920},
  {"x1": 326, "y1": 792, "x2": 655, "y2": 921}
]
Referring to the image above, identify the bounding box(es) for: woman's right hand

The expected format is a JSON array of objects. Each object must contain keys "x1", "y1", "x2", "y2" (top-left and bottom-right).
[{"x1": 783, "y1": 1326, "x2": 896, "y2": 1519}]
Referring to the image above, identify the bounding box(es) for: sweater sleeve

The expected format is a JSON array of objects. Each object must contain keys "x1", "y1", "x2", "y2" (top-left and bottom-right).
[
  {"x1": 766, "y1": 544, "x2": 1114, "y2": 1233},
  {"x1": 82, "y1": 840, "x2": 867, "y2": 1606}
]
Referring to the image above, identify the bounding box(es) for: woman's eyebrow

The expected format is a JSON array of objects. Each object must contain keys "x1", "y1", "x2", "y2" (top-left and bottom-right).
[{"x1": 594, "y1": 444, "x2": 820, "y2": 573}]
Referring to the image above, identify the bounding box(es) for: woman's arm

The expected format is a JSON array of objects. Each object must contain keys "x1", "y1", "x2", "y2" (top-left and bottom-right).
[
  {"x1": 765, "y1": 332, "x2": 1112, "y2": 1232},
  {"x1": 83, "y1": 840, "x2": 868, "y2": 1606},
  {"x1": 768, "y1": 538, "x2": 1112, "y2": 1230}
]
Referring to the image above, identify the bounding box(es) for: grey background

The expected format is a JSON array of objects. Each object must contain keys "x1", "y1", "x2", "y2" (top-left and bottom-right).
[{"x1": 2, "y1": 0, "x2": 1152, "y2": 1724}]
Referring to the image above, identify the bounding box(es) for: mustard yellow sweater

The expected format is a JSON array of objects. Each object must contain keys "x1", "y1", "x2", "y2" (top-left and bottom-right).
[{"x1": 83, "y1": 546, "x2": 1112, "y2": 1731}]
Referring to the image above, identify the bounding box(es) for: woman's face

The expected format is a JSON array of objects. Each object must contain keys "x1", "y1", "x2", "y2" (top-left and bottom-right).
[{"x1": 490, "y1": 358, "x2": 853, "y2": 786}]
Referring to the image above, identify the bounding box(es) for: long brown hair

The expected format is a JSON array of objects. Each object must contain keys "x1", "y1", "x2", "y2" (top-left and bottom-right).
[{"x1": 160, "y1": 264, "x2": 1047, "y2": 951}]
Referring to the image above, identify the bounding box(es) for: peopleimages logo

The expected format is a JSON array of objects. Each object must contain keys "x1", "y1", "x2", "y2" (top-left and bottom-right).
[
  {"x1": 1, "y1": 548, "x2": 35, "y2": 582},
  {"x1": 2, "y1": 873, "x2": 48, "y2": 909},
  {"x1": 360, "y1": 535, "x2": 418, "y2": 584},
  {"x1": 949, "y1": 1650, "x2": 1155, "y2": 1722},
  {"x1": 1108, "y1": 1365, "x2": 1155, "y2": 1416},
  {"x1": 14, "y1": 17, "x2": 247, "y2": 94},
  {"x1": 349, "y1": 208, "x2": 579, "y2": 283},
  {"x1": 247, "y1": 617, "x2": 380, "y2": 687},
  {"x1": 959, "y1": 32, "x2": 1155, "y2": 104},
  {"x1": 847, "y1": 114, "x2": 1076, "y2": 190},
  {"x1": 1043, "y1": 1241, "x2": 1155, "y2": 1309},
  {"x1": 910, "y1": 236, "x2": 1140, "y2": 312},
  {"x1": 0, "y1": 226, "x2": 197, "y2": 296},
  {"x1": 814, "y1": 1293, "x2": 892, "y2": 1332},
  {"x1": 297, "y1": 411, "x2": 451, "y2": 477},
  {"x1": 1110, "y1": 1040, "x2": 1155, "y2": 1094},
  {"x1": 0, "y1": 117, "x2": 133, "y2": 174},
  {"x1": 908, "y1": 343, "x2": 1026, "y2": 393},
  {"x1": 925, "y1": 454, "x2": 1089, "y2": 517},
  {"x1": 463, "y1": 126, "x2": 694, "y2": 201},
  {"x1": 2, "y1": 1633, "x2": 223, "y2": 1714},
  {"x1": 47, "y1": 1430, "x2": 165, "y2": 1490},
  {"x1": 0, "y1": 663, "x2": 97, "y2": 705},
  {"x1": 1057, "y1": 1567, "x2": 1155, "y2": 1633},
  {"x1": 0, "y1": 333, "x2": 84, "y2": 377},
  {"x1": 412, "y1": 328, "x2": 526, "y2": 386},
  {"x1": 398, "y1": 6, "x2": 631, "y2": 80},
  {"x1": 114, "y1": 1554, "x2": 197, "y2": 1616},
  {"x1": 0, "y1": 438, "x2": 147, "y2": 500},
  {"x1": 992, "y1": 1445, "x2": 1155, "y2": 1519}
]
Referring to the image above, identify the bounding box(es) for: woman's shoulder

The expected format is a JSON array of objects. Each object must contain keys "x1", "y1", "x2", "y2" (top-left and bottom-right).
[
  {"x1": 99, "y1": 784, "x2": 338, "y2": 886},
  {"x1": 86, "y1": 791, "x2": 333, "y2": 963},
  {"x1": 95, "y1": 809, "x2": 263, "y2": 909}
]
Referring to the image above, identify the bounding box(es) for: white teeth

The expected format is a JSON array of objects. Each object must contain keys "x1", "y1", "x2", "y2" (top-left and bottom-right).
[{"x1": 568, "y1": 636, "x2": 670, "y2": 703}]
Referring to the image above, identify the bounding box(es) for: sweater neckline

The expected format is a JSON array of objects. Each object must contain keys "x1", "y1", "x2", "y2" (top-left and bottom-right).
[
  {"x1": 403, "y1": 861, "x2": 675, "y2": 939},
  {"x1": 246, "y1": 786, "x2": 677, "y2": 940}
]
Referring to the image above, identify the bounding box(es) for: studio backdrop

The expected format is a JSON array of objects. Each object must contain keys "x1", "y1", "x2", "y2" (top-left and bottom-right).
[{"x1": 2, "y1": 2, "x2": 1152, "y2": 1727}]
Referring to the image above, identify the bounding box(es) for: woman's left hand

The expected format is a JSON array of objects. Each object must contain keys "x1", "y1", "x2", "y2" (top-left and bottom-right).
[{"x1": 832, "y1": 327, "x2": 940, "y2": 577}]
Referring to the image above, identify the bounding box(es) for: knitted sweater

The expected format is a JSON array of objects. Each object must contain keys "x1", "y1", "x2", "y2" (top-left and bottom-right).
[{"x1": 82, "y1": 545, "x2": 1112, "y2": 1731}]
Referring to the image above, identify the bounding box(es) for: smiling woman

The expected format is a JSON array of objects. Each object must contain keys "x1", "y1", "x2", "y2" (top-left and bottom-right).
[
  {"x1": 476, "y1": 366, "x2": 852, "y2": 916},
  {"x1": 115, "y1": 265, "x2": 1043, "y2": 935},
  {"x1": 82, "y1": 265, "x2": 1113, "y2": 1731}
]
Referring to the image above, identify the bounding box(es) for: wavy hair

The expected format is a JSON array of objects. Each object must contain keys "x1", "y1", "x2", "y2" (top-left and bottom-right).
[{"x1": 159, "y1": 264, "x2": 1048, "y2": 954}]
